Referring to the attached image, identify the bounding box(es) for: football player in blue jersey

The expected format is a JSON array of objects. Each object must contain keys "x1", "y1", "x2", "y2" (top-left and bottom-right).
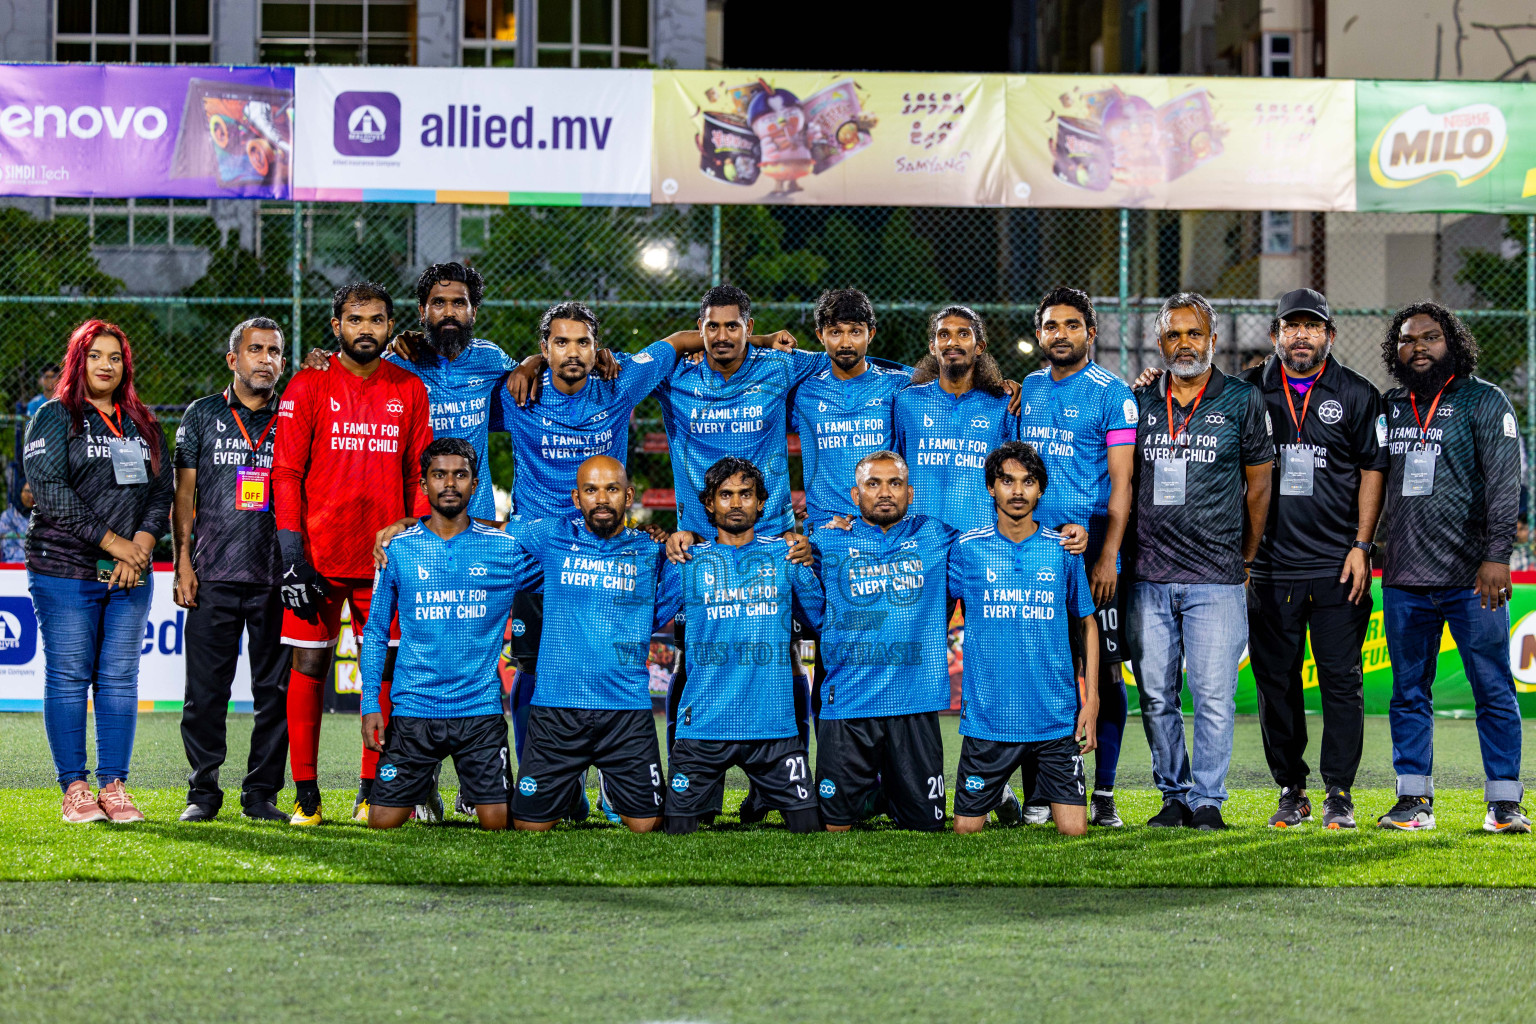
[
  {"x1": 660, "y1": 457, "x2": 825, "y2": 834},
  {"x1": 1016, "y1": 287, "x2": 1137, "y2": 828},
  {"x1": 360, "y1": 437, "x2": 522, "y2": 831},
  {"x1": 948, "y1": 441, "x2": 1098, "y2": 836}
]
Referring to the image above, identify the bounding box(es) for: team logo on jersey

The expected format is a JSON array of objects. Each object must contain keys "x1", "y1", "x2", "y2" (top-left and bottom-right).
[
  {"x1": 1505, "y1": 412, "x2": 1520, "y2": 438},
  {"x1": 744, "y1": 384, "x2": 764, "y2": 395},
  {"x1": 1062, "y1": 406, "x2": 1079, "y2": 419},
  {"x1": 923, "y1": 414, "x2": 934, "y2": 427},
  {"x1": 1317, "y1": 400, "x2": 1344, "y2": 424},
  {"x1": 510, "y1": 618, "x2": 526, "y2": 636},
  {"x1": 1036, "y1": 568, "x2": 1056, "y2": 582},
  {"x1": 468, "y1": 563, "x2": 487, "y2": 577},
  {"x1": 215, "y1": 418, "x2": 226, "y2": 432},
  {"x1": 633, "y1": 352, "x2": 654, "y2": 364},
  {"x1": 1376, "y1": 414, "x2": 1388, "y2": 445},
  {"x1": 986, "y1": 567, "x2": 997, "y2": 582},
  {"x1": 819, "y1": 779, "x2": 836, "y2": 798},
  {"x1": 378, "y1": 764, "x2": 398, "y2": 781},
  {"x1": 1146, "y1": 413, "x2": 1157, "y2": 425},
  {"x1": 703, "y1": 570, "x2": 715, "y2": 586},
  {"x1": 971, "y1": 417, "x2": 990, "y2": 429},
  {"x1": 1205, "y1": 413, "x2": 1225, "y2": 425},
  {"x1": 467, "y1": 378, "x2": 485, "y2": 388},
  {"x1": 759, "y1": 564, "x2": 775, "y2": 578},
  {"x1": 417, "y1": 565, "x2": 430, "y2": 580},
  {"x1": 1392, "y1": 405, "x2": 1402, "y2": 419},
  {"x1": 1123, "y1": 399, "x2": 1138, "y2": 424},
  {"x1": 865, "y1": 397, "x2": 884, "y2": 406},
  {"x1": 964, "y1": 775, "x2": 985, "y2": 793},
  {"x1": 330, "y1": 397, "x2": 341, "y2": 411},
  {"x1": 848, "y1": 548, "x2": 862, "y2": 559},
  {"x1": 570, "y1": 543, "x2": 580, "y2": 551},
  {"x1": 518, "y1": 776, "x2": 537, "y2": 795},
  {"x1": 386, "y1": 398, "x2": 404, "y2": 416},
  {"x1": 671, "y1": 773, "x2": 690, "y2": 793},
  {"x1": 901, "y1": 539, "x2": 919, "y2": 550},
  {"x1": 1439, "y1": 405, "x2": 1453, "y2": 417},
  {"x1": 818, "y1": 401, "x2": 829, "y2": 412}
]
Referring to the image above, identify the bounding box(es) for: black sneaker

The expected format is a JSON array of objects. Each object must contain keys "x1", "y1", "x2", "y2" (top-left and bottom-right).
[
  {"x1": 179, "y1": 802, "x2": 219, "y2": 822},
  {"x1": 1089, "y1": 790, "x2": 1122, "y2": 828},
  {"x1": 738, "y1": 788, "x2": 767, "y2": 825},
  {"x1": 1377, "y1": 794, "x2": 1434, "y2": 830},
  {"x1": 1191, "y1": 805, "x2": 1227, "y2": 831},
  {"x1": 1147, "y1": 799, "x2": 1192, "y2": 828},
  {"x1": 1268, "y1": 786, "x2": 1312, "y2": 828},
  {"x1": 993, "y1": 784, "x2": 1023, "y2": 826},
  {"x1": 1321, "y1": 788, "x2": 1356, "y2": 829},
  {"x1": 1484, "y1": 801, "x2": 1531, "y2": 834},
  {"x1": 241, "y1": 799, "x2": 288, "y2": 822}
]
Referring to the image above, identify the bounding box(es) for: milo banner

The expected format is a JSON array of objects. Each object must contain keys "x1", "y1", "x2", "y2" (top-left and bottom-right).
[
  {"x1": 651, "y1": 71, "x2": 1007, "y2": 206},
  {"x1": 0, "y1": 64, "x2": 293, "y2": 199},
  {"x1": 1356, "y1": 79, "x2": 1536, "y2": 213},
  {"x1": 1005, "y1": 75, "x2": 1355, "y2": 210}
]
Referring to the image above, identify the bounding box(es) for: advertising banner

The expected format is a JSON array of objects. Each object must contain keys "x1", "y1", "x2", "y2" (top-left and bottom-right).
[
  {"x1": 651, "y1": 71, "x2": 1007, "y2": 206},
  {"x1": 293, "y1": 67, "x2": 652, "y2": 206},
  {"x1": 0, "y1": 64, "x2": 293, "y2": 199},
  {"x1": 1005, "y1": 75, "x2": 1355, "y2": 210},
  {"x1": 1355, "y1": 80, "x2": 1536, "y2": 213}
]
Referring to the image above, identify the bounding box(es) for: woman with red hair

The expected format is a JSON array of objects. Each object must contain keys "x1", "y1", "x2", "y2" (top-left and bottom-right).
[{"x1": 23, "y1": 319, "x2": 173, "y2": 823}]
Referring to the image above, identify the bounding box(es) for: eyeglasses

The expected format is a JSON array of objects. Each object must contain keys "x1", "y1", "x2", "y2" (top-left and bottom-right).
[{"x1": 1278, "y1": 321, "x2": 1328, "y2": 337}]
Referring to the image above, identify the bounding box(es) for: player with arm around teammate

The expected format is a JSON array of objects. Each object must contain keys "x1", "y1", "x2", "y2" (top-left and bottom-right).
[
  {"x1": 948, "y1": 441, "x2": 1098, "y2": 836},
  {"x1": 661, "y1": 457, "x2": 825, "y2": 834},
  {"x1": 360, "y1": 437, "x2": 529, "y2": 831}
]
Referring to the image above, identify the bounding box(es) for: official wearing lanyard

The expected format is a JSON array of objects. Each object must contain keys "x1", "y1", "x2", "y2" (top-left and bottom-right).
[
  {"x1": 1151, "y1": 375, "x2": 1208, "y2": 505},
  {"x1": 171, "y1": 317, "x2": 291, "y2": 823}
]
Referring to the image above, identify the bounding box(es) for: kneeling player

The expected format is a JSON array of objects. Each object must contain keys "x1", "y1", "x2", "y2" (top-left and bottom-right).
[
  {"x1": 360, "y1": 437, "x2": 525, "y2": 830},
  {"x1": 664, "y1": 458, "x2": 824, "y2": 834},
  {"x1": 948, "y1": 441, "x2": 1098, "y2": 836}
]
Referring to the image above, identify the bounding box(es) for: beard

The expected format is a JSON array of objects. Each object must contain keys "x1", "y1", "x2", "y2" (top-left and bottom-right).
[
  {"x1": 425, "y1": 315, "x2": 473, "y2": 360},
  {"x1": 235, "y1": 367, "x2": 276, "y2": 395},
  {"x1": 1166, "y1": 345, "x2": 1212, "y2": 379},
  {"x1": 338, "y1": 333, "x2": 381, "y2": 365},
  {"x1": 1046, "y1": 339, "x2": 1088, "y2": 368},
  {"x1": 583, "y1": 506, "x2": 622, "y2": 538},
  {"x1": 1275, "y1": 339, "x2": 1330, "y2": 375},
  {"x1": 1393, "y1": 351, "x2": 1456, "y2": 397},
  {"x1": 861, "y1": 502, "x2": 906, "y2": 527}
]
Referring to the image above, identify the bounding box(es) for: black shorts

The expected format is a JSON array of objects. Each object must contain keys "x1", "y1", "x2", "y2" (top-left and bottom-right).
[
  {"x1": 815, "y1": 712, "x2": 946, "y2": 830},
  {"x1": 1094, "y1": 578, "x2": 1127, "y2": 666},
  {"x1": 510, "y1": 590, "x2": 542, "y2": 675},
  {"x1": 512, "y1": 705, "x2": 664, "y2": 823},
  {"x1": 666, "y1": 736, "x2": 817, "y2": 817},
  {"x1": 372, "y1": 714, "x2": 510, "y2": 808},
  {"x1": 953, "y1": 734, "x2": 1086, "y2": 817}
]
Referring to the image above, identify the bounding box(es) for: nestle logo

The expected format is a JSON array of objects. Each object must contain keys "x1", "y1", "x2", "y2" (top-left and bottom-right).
[{"x1": 334, "y1": 92, "x2": 400, "y2": 157}]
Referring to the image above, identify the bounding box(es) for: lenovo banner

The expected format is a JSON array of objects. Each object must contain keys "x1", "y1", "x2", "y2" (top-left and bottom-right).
[
  {"x1": 0, "y1": 64, "x2": 293, "y2": 199},
  {"x1": 293, "y1": 66, "x2": 652, "y2": 206}
]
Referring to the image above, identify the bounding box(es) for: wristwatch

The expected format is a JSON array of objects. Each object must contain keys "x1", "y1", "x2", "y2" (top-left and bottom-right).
[{"x1": 1352, "y1": 541, "x2": 1378, "y2": 559}]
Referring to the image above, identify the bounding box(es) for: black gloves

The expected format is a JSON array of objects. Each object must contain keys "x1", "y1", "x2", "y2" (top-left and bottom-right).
[{"x1": 278, "y1": 529, "x2": 329, "y2": 620}]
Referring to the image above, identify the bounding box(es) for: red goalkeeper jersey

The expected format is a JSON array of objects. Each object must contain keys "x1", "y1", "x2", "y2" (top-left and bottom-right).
[{"x1": 273, "y1": 354, "x2": 433, "y2": 579}]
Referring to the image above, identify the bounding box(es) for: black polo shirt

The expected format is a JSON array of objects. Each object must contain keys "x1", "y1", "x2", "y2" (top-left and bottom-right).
[
  {"x1": 1240, "y1": 356, "x2": 1388, "y2": 581},
  {"x1": 1128, "y1": 368, "x2": 1274, "y2": 585},
  {"x1": 174, "y1": 387, "x2": 281, "y2": 585}
]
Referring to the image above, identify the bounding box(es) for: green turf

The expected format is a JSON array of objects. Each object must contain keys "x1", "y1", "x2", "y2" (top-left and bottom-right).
[
  {"x1": 2, "y1": 714, "x2": 1534, "y2": 886},
  {"x1": 4, "y1": 883, "x2": 1535, "y2": 1023}
]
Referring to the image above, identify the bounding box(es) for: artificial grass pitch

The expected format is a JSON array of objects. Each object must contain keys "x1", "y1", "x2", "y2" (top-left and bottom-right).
[{"x1": 2, "y1": 785, "x2": 1534, "y2": 886}]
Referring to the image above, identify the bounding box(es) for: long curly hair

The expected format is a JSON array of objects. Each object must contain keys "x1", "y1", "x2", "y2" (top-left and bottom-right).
[
  {"x1": 55, "y1": 319, "x2": 162, "y2": 473},
  {"x1": 1381, "y1": 301, "x2": 1478, "y2": 385}
]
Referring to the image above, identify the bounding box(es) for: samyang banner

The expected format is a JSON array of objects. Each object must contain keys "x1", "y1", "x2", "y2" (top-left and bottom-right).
[
  {"x1": 293, "y1": 66, "x2": 651, "y2": 206},
  {"x1": 651, "y1": 71, "x2": 1008, "y2": 206},
  {"x1": 0, "y1": 64, "x2": 293, "y2": 199},
  {"x1": 1005, "y1": 75, "x2": 1355, "y2": 210},
  {"x1": 1356, "y1": 79, "x2": 1536, "y2": 213}
]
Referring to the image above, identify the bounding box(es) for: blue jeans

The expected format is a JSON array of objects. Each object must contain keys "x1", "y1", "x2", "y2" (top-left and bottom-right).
[
  {"x1": 1128, "y1": 581, "x2": 1248, "y2": 809},
  {"x1": 1383, "y1": 586, "x2": 1524, "y2": 802},
  {"x1": 29, "y1": 571, "x2": 153, "y2": 791}
]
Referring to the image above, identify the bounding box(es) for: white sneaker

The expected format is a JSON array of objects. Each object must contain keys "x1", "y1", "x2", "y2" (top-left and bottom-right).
[{"x1": 1021, "y1": 801, "x2": 1052, "y2": 825}]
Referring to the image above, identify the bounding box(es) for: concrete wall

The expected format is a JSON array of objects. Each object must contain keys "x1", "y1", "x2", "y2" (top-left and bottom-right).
[
  {"x1": 1329, "y1": 0, "x2": 1536, "y2": 80},
  {"x1": 214, "y1": 0, "x2": 260, "y2": 64},
  {"x1": 655, "y1": 0, "x2": 706, "y2": 68},
  {"x1": 0, "y1": 0, "x2": 50, "y2": 61}
]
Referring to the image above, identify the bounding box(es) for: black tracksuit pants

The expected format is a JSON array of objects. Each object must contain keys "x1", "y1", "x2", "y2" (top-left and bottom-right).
[
  {"x1": 1248, "y1": 576, "x2": 1369, "y2": 793},
  {"x1": 181, "y1": 579, "x2": 289, "y2": 808}
]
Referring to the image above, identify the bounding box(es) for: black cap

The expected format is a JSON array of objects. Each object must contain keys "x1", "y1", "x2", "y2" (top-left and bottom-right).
[{"x1": 1275, "y1": 288, "x2": 1330, "y2": 322}]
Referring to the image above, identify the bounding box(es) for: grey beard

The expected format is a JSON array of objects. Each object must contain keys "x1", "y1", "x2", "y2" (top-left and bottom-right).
[
  {"x1": 234, "y1": 370, "x2": 276, "y2": 395},
  {"x1": 1167, "y1": 351, "x2": 1212, "y2": 378},
  {"x1": 1275, "y1": 340, "x2": 1330, "y2": 375}
]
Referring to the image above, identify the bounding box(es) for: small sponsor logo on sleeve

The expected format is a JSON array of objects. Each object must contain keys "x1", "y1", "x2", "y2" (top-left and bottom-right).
[
  {"x1": 1264, "y1": 411, "x2": 1274, "y2": 436},
  {"x1": 1122, "y1": 398, "x2": 1137, "y2": 424},
  {"x1": 1376, "y1": 414, "x2": 1388, "y2": 446},
  {"x1": 1504, "y1": 412, "x2": 1519, "y2": 438},
  {"x1": 23, "y1": 438, "x2": 46, "y2": 457},
  {"x1": 633, "y1": 351, "x2": 653, "y2": 364}
]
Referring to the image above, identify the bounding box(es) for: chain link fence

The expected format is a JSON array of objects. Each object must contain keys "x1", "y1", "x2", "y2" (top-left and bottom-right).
[{"x1": 3, "y1": 199, "x2": 1534, "y2": 550}]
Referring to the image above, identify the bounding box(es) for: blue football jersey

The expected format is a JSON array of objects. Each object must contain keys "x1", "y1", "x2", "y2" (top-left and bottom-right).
[
  {"x1": 385, "y1": 339, "x2": 514, "y2": 521},
  {"x1": 516, "y1": 516, "x2": 680, "y2": 711},
  {"x1": 1017, "y1": 361, "x2": 1137, "y2": 562},
  {"x1": 655, "y1": 346, "x2": 827, "y2": 537},
  {"x1": 947, "y1": 525, "x2": 1095, "y2": 743},
  {"x1": 669, "y1": 536, "x2": 824, "y2": 741},
  {"x1": 891, "y1": 382, "x2": 1018, "y2": 533},
  {"x1": 810, "y1": 514, "x2": 956, "y2": 719},
  {"x1": 792, "y1": 362, "x2": 912, "y2": 526},
  {"x1": 498, "y1": 339, "x2": 678, "y2": 519},
  {"x1": 360, "y1": 518, "x2": 534, "y2": 719}
]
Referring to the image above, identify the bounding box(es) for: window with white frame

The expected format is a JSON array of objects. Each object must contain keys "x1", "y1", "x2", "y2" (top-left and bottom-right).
[
  {"x1": 463, "y1": 0, "x2": 519, "y2": 66},
  {"x1": 1262, "y1": 32, "x2": 1293, "y2": 78},
  {"x1": 536, "y1": 0, "x2": 650, "y2": 68},
  {"x1": 259, "y1": 0, "x2": 417, "y2": 65},
  {"x1": 53, "y1": 198, "x2": 218, "y2": 250},
  {"x1": 56, "y1": 0, "x2": 213, "y2": 63},
  {"x1": 1263, "y1": 211, "x2": 1295, "y2": 255}
]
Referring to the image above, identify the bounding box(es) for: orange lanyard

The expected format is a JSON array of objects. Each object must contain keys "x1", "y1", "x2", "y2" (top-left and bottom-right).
[
  {"x1": 93, "y1": 403, "x2": 124, "y2": 438},
  {"x1": 1409, "y1": 376, "x2": 1454, "y2": 441},
  {"x1": 227, "y1": 391, "x2": 276, "y2": 453},
  {"x1": 1165, "y1": 378, "x2": 1210, "y2": 448},
  {"x1": 1279, "y1": 360, "x2": 1326, "y2": 440}
]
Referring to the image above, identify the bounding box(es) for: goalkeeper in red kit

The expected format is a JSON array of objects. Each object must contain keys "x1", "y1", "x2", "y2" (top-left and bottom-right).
[{"x1": 273, "y1": 282, "x2": 432, "y2": 825}]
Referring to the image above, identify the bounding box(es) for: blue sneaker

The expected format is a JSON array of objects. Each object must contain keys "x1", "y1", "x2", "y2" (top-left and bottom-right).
[{"x1": 597, "y1": 770, "x2": 622, "y2": 824}]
